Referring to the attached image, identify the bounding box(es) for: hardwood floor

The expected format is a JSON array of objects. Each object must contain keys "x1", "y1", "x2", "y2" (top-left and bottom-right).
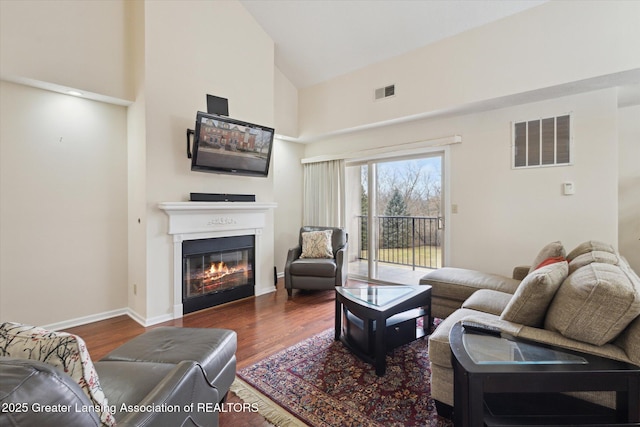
[
  {"x1": 68, "y1": 280, "x2": 336, "y2": 365},
  {"x1": 65, "y1": 279, "x2": 344, "y2": 426}
]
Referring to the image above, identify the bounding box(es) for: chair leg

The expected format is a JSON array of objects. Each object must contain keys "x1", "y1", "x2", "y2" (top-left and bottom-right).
[{"x1": 287, "y1": 288, "x2": 292, "y2": 297}]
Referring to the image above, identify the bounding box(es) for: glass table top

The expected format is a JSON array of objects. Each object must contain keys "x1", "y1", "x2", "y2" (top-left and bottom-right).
[
  {"x1": 462, "y1": 333, "x2": 588, "y2": 365},
  {"x1": 340, "y1": 286, "x2": 415, "y2": 307}
]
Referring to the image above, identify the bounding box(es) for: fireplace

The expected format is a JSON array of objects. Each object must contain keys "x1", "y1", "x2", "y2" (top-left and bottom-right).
[
  {"x1": 182, "y1": 235, "x2": 255, "y2": 314},
  {"x1": 159, "y1": 201, "x2": 277, "y2": 320}
]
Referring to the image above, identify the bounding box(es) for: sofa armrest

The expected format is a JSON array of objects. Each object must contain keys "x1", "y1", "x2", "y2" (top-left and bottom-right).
[
  {"x1": 514, "y1": 326, "x2": 633, "y2": 365},
  {"x1": 0, "y1": 357, "x2": 102, "y2": 427},
  {"x1": 284, "y1": 246, "x2": 302, "y2": 289},
  {"x1": 335, "y1": 241, "x2": 349, "y2": 286},
  {"x1": 512, "y1": 265, "x2": 530, "y2": 281},
  {"x1": 116, "y1": 361, "x2": 219, "y2": 427},
  {"x1": 286, "y1": 246, "x2": 302, "y2": 264}
]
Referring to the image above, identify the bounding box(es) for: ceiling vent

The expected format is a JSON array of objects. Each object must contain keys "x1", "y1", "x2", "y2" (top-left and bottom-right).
[{"x1": 374, "y1": 84, "x2": 395, "y2": 101}]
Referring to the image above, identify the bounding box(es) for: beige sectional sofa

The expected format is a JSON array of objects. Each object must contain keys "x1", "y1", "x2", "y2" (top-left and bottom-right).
[{"x1": 421, "y1": 241, "x2": 640, "y2": 415}]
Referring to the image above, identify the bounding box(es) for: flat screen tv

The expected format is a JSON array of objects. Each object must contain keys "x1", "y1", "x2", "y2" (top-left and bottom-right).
[{"x1": 191, "y1": 111, "x2": 274, "y2": 177}]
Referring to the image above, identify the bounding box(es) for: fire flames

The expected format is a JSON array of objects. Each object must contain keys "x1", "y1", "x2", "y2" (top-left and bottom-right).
[
  {"x1": 209, "y1": 262, "x2": 230, "y2": 277},
  {"x1": 186, "y1": 260, "x2": 249, "y2": 295},
  {"x1": 204, "y1": 261, "x2": 244, "y2": 283},
  {"x1": 185, "y1": 251, "x2": 253, "y2": 300}
]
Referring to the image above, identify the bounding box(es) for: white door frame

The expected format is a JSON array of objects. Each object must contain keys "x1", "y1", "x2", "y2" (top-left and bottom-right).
[{"x1": 347, "y1": 145, "x2": 451, "y2": 281}]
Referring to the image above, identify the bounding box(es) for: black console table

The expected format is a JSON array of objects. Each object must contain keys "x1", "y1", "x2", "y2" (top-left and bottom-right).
[
  {"x1": 335, "y1": 284, "x2": 431, "y2": 376},
  {"x1": 449, "y1": 322, "x2": 640, "y2": 426}
]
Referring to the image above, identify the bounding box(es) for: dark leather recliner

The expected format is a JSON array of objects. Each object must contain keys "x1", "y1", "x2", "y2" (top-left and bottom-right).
[{"x1": 284, "y1": 226, "x2": 348, "y2": 297}]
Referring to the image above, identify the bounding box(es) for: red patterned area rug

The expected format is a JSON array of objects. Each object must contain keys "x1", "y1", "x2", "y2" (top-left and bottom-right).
[{"x1": 235, "y1": 328, "x2": 453, "y2": 427}]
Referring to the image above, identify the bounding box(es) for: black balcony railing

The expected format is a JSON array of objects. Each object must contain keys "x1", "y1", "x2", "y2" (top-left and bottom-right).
[{"x1": 357, "y1": 215, "x2": 442, "y2": 270}]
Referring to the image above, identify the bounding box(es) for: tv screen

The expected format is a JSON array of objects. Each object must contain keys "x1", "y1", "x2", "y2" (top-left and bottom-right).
[{"x1": 191, "y1": 111, "x2": 274, "y2": 177}]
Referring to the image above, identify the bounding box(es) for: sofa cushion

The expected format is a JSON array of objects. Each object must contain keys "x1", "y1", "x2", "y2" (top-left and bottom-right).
[
  {"x1": 428, "y1": 309, "x2": 523, "y2": 369},
  {"x1": 0, "y1": 322, "x2": 116, "y2": 426},
  {"x1": 462, "y1": 289, "x2": 513, "y2": 316},
  {"x1": 428, "y1": 309, "x2": 483, "y2": 368},
  {"x1": 529, "y1": 241, "x2": 566, "y2": 274},
  {"x1": 613, "y1": 261, "x2": 640, "y2": 365},
  {"x1": 534, "y1": 256, "x2": 566, "y2": 270},
  {"x1": 501, "y1": 261, "x2": 568, "y2": 327},
  {"x1": 545, "y1": 262, "x2": 640, "y2": 346},
  {"x1": 289, "y1": 258, "x2": 337, "y2": 277},
  {"x1": 300, "y1": 230, "x2": 333, "y2": 258},
  {"x1": 614, "y1": 314, "x2": 640, "y2": 366},
  {"x1": 420, "y1": 267, "x2": 521, "y2": 302},
  {"x1": 568, "y1": 250, "x2": 620, "y2": 275},
  {"x1": 566, "y1": 240, "x2": 616, "y2": 262}
]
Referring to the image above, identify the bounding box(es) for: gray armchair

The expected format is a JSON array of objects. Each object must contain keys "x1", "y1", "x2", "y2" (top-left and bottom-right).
[{"x1": 285, "y1": 226, "x2": 348, "y2": 297}]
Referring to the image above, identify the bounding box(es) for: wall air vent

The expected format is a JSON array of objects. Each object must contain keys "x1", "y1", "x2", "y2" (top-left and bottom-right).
[{"x1": 374, "y1": 84, "x2": 395, "y2": 100}]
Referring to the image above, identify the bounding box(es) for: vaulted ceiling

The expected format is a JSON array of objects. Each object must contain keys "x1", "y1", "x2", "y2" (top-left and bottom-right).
[
  {"x1": 240, "y1": 0, "x2": 639, "y2": 110},
  {"x1": 240, "y1": 0, "x2": 547, "y2": 89}
]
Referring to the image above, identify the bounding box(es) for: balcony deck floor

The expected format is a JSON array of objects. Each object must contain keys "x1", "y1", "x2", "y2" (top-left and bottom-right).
[{"x1": 348, "y1": 259, "x2": 436, "y2": 285}]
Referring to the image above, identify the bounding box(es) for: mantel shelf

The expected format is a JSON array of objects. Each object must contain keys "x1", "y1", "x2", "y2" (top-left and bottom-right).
[{"x1": 158, "y1": 201, "x2": 277, "y2": 214}]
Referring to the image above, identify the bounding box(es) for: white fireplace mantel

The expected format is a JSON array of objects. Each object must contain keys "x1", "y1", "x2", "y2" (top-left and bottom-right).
[
  {"x1": 159, "y1": 201, "x2": 277, "y2": 318},
  {"x1": 159, "y1": 202, "x2": 277, "y2": 235}
]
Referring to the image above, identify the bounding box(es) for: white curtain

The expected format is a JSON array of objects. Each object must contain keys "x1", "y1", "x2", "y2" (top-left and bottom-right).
[{"x1": 302, "y1": 159, "x2": 345, "y2": 227}]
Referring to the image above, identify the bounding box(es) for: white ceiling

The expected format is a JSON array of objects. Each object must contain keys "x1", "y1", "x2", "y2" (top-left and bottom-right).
[{"x1": 240, "y1": 0, "x2": 548, "y2": 89}]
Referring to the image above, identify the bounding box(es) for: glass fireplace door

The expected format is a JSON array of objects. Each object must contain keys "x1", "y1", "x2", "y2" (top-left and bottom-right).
[
  {"x1": 184, "y1": 247, "x2": 253, "y2": 299},
  {"x1": 182, "y1": 235, "x2": 255, "y2": 314}
]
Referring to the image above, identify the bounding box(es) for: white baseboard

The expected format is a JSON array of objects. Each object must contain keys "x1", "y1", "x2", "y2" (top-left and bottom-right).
[
  {"x1": 43, "y1": 308, "x2": 129, "y2": 331},
  {"x1": 125, "y1": 308, "x2": 147, "y2": 327},
  {"x1": 255, "y1": 287, "x2": 277, "y2": 297},
  {"x1": 141, "y1": 312, "x2": 174, "y2": 327},
  {"x1": 42, "y1": 287, "x2": 286, "y2": 330},
  {"x1": 42, "y1": 307, "x2": 175, "y2": 331}
]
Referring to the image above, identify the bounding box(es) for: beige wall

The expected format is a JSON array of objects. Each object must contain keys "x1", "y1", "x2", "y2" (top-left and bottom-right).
[
  {"x1": 618, "y1": 104, "x2": 640, "y2": 273},
  {"x1": 0, "y1": 0, "x2": 132, "y2": 101},
  {"x1": 303, "y1": 89, "x2": 620, "y2": 277},
  {"x1": 138, "y1": 0, "x2": 276, "y2": 322},
  {"x1": 299, "y1": 1, "x2": 640, "y2": 140},
  {"x1": 0, "y1": 82, "x2": 128, "y2": 325},
  {"x1": 126, "y1": 0, "x2": 147, "y2": 320},
  {"x1": 0, "y1": 0, "x2": 278, "y2": 326},
  {"x1": 275, "y1": 67, "x2": 299, "y2": 139},
  {"x1": 272, "y1": 139, "x2": 305, "y2": 274},
  {"x1": 273, "y1": 66, "x2": 303, "y2": 273},
  {"x1": 297, "y1": 0, "x2": 635, "y2": 277}
]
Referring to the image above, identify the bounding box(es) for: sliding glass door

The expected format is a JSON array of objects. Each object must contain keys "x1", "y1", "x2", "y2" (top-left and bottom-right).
[{"x1": 346, "y1": 154, "x2": 444, "y2": 284}]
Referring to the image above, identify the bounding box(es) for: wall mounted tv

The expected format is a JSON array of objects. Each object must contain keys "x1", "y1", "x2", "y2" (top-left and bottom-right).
[{"x1": 191, "y1": 111, "x2": 275, "y2": 177}]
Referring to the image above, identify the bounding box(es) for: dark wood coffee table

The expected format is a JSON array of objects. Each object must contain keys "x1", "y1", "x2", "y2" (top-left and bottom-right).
[
  {"x1": 449, "y1": 322, "x2": 640, "y2": 426},
  {"x1": 334, "y1": 284, "x2": 431, "y2": 376}
]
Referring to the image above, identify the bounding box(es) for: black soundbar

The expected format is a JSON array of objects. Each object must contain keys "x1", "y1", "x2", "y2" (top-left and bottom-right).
[{"x1": 190, "y1": 193, "x2": 256, "y2": 202}]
